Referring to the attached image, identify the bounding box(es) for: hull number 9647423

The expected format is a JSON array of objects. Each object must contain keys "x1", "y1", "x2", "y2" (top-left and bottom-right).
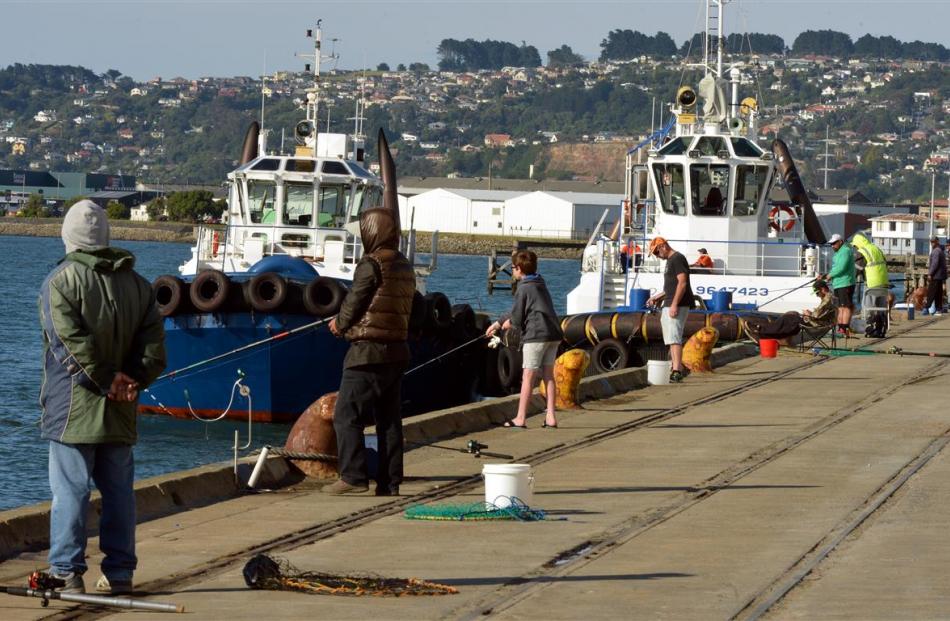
[{"x1": 694, "y1": 285, "x2": 769, "y2": 297}]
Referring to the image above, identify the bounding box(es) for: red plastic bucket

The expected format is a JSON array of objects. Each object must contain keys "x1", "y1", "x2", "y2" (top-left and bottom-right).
[{"x1": 759, "y1": 338, "x2": 779, "y2": 358}]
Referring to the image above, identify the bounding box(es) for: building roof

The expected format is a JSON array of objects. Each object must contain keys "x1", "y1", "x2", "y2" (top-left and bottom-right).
[
  {"x1": 411, "y1": 188, "x2": 525, "y2": 201},
  {"x1": 868, "y1": 214, "x2": 930, "y2": 222},
  {"x1": 511, "y1": 190, "x2": 624, "y2": 205},
  {"x1": 398, "y1": 176, "x2": 623, "y2": 196}
]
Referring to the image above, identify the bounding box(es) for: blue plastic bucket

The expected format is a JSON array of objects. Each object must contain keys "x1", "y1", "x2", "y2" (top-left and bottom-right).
[
  {"x1": 629, "y1": 288, "x2": 651, "y2": 311},
  {"x1": 710, "y1": 290, "x2": 733, "y2": 312}
]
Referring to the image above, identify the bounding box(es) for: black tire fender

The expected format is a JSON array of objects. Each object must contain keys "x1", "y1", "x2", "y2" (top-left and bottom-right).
[
  {"x1": 303, "y1": 276, "x2": 346, "y2": 317},
  {"x1": 189, "y1": 269, "x2": 232, "y2": 313},
  {"x1": 244, "y1": 272, "x2": 288, "y2": 313},
  {"x1": 152, "y1": 275, "x2": 192, "y2": 317},
  {"x1": 590, "y1": 338, "x2": 630, "y2": 374}
]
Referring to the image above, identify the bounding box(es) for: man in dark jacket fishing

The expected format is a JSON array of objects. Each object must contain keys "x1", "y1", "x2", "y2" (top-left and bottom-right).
[
  {"x1": 326, "y1": 130, "x2": 415, "y2": 496},
  {"x1": 39, "y1": 200, "x2": 166, "y2": 594}
]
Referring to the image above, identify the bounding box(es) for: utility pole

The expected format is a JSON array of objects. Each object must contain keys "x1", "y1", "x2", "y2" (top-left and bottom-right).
[
  {"x1": 930, "y1": 170, "x2": 936, "y2": 238},
  {"x1": 819, "y1": 125, "x2": 835, "y2": 190}
]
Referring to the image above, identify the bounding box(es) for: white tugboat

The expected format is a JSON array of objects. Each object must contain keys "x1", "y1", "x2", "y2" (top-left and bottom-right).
[{"x1": 567, "y1": 0, "x2": 830, "y2": 316}]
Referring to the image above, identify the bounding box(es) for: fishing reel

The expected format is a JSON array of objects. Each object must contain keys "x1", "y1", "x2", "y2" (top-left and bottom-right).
[
  {"x1": 29, "y1": 571, "x2": 64, "y2": 591},
  {"x1": 466, "y1": 439, "x2": 487, "y2": 457}
]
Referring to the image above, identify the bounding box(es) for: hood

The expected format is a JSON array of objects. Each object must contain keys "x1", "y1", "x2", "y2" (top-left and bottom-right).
[
  {"x1": 520, "y1": 273, "x2": 546, "y2": 286},
  {"x1": 851, "y1": 232, "x2": 871, "y2": 249},
  {"x1": 359, "y1": 208, "x2": 400, "y2": 254},
  {"x1": 65, "y1": 247, "x2": 136, "y2": 273},
  {"x1": 62, "y1": 200, "x2": 109, "y2": 254}
]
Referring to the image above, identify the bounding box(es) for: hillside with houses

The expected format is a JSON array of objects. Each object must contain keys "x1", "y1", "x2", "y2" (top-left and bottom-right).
[{"x1": 0, "y1": 28, "x2": 947, "y2": 207}]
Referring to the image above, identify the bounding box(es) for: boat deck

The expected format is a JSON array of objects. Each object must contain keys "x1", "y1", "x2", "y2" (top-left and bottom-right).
[{"x1": 4, "y1": 315, "x2": 950, "y2": 619}]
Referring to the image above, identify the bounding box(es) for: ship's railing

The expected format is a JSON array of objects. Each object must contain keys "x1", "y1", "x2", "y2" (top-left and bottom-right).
[
  {"x1": 193, "y1": 223, "x2": 363, "y2": 271},
  {"x1": 613, "y1": 237, "x2": 832, "y2": 278}
]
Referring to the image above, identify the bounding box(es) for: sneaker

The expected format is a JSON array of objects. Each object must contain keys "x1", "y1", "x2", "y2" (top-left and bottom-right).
[
  {"x1": 669, "y1": 370, "x2": 684, "y2": 383},
  {"x1": 321, "y1": 479, "x2": 369, "y2": 495},
  {"x1": 95, "y1": 574, "x2": 133, "y2": 596},
  {"x1": 50, "y1": 571, "x2": 85, "y2": 594}
]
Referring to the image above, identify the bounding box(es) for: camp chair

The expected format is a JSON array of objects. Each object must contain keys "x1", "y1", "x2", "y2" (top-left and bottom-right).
[{"x1": 796, "y1": 319, "x2": 837, "y2": 352}]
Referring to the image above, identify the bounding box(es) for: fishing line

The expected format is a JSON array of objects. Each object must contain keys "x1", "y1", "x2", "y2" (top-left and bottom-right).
[
  {"x1": 404, "y1": 334, "x2": 488, "y2": 376},
  {"x1": 756, "y1": 278, "x2": 817, "y2": 310}
]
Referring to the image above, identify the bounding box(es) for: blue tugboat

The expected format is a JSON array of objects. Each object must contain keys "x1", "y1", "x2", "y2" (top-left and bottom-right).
[{"x1": 142, "y1": 24, "x2": 483, "y2": 423}]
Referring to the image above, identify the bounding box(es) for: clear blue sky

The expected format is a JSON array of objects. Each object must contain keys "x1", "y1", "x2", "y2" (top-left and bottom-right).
[{"x1": 1, "y1": 1, "x2": 947, "y2": 80}]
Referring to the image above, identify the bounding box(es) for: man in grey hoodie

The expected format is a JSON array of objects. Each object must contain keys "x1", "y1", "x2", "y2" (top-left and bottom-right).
[
  {"x1": 486, "y1": 250, "x2": 563, "y2": 428},
  {"x1": 39, "y1": 200, "x2": 165, "y2": 595}
]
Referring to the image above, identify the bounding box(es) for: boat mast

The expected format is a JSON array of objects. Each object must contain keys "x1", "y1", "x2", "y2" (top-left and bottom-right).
[{"x1": 704, "y1": 0, "x2": 726, "y2": 79}]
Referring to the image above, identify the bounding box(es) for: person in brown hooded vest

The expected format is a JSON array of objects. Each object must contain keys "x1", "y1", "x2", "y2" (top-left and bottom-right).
[{"x1": 325, "y1": 132, "x2": 415, "y2": 495}]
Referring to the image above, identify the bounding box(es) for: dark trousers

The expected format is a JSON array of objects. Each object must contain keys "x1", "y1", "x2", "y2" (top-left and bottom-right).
[
  {"x1": 333, "y1": 363, "x2": 406, "y2": 491},
  {"x1": 926, "y1": 278, "x2": 945, "y2": 311}
]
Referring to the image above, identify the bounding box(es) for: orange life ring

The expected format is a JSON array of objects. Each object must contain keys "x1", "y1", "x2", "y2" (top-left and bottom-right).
[
  {"x1": 768, "y1": 205, "x2": 796, "y2": 232},
  {"x1": 211, "y1": 231, "x2": 220, "y2": 257}
]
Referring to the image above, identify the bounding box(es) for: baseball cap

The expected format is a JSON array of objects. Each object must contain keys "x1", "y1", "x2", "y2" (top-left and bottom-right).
[
  {"x1": 648, "y1": 237, "x2": 667, "y2": 256},
  {"x1": 827, "y1": 233, "x2": 843, "y2": 245}
]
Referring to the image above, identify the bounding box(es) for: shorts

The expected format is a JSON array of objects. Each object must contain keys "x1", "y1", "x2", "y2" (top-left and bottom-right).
[
  {"x1": 522, "y1": 341, "x2": 560, "y2": 369},
  {"x1": 833, "y1": 286, "x2": 855, "y2": 309},
  {"x1": 660, "y1": 306, "x2": 690, "y2": 345}
]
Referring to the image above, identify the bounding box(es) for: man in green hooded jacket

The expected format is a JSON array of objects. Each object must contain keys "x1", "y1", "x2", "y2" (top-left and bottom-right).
[{"x1": 39, "y1": 200, "x2": 165, "y2": 594}]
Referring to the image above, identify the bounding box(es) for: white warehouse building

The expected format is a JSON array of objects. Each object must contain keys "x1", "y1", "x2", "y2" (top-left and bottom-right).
[
  {"x1": 399, "y1": 188, "x2": 623, "y2": 239},
  {"x1": 504, "y1": 191, "x2": 622, "y2": 240}
]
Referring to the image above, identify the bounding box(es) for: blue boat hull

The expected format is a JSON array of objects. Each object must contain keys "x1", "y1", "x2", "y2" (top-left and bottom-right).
[{"x1": 140, "y1": 312, "x2": 479, "y2": 423}]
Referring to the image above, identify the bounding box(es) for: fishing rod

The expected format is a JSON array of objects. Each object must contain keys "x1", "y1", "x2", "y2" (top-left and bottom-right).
[
  {"x1": 757, "y1": 278, "x2": 817, "y2": 310},
  {"x1": 154, "y1": 316, "x2": 334, "y2": 383},
  {"x1": 407, "y1": 438, "x2": 513, "y2": 460},
  {"x1": 404, "y1": 334, "x2": 488, "y2": 377},
  {"x1": 2, "y1": 571, "x2": 183, "y2": 613}
]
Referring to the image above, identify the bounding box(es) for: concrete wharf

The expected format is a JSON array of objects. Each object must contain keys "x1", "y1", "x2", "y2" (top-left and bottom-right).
[{"x1": 3, "y1": 316, "x2": 950, "y2": 619}]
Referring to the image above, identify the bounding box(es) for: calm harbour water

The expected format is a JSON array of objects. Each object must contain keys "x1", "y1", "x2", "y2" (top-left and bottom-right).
[{"x1": 0, "y1": 236, "x2": 579, "y2": 511}]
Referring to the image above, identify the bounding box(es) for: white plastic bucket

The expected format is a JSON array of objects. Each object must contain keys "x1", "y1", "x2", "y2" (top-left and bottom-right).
[
  {"x1": 483, "y1": 463, "x2": 534, "y2": 508},
  {"x1": 647, "y1": 359, "x2": 672, "y2": 385}
]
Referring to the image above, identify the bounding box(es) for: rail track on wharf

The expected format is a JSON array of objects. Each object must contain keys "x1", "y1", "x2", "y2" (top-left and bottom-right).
[{"x1": 39, "y1": 319, "x2": 941, "y2": 621}]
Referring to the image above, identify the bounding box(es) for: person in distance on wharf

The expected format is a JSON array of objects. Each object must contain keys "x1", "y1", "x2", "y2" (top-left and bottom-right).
[
  {"x1": 486, "y1": 250, "x2": 564, "y2": 429},
  {"x1": 326, "y1": 130, "x2": 415, "y2": 496},
  {"x1": 645, "y1": 237, "x2": 695, "y2": 383},
  {"x1": 39, "y1": 200, "x2": 166, "y2": 595}
]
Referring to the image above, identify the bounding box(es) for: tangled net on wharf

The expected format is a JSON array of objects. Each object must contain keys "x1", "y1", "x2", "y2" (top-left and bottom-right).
[{"x1": 242, "y1": 554, "x2": 458, "y2": 597}]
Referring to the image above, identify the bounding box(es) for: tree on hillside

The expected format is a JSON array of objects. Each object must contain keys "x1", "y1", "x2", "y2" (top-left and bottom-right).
[
  {"x1": 547, "y1": 45, "x2": 584, "y2": 67},
  {"x1": 599, "y1": 30, "x2": 677, "y2": 61},
  {"x1": 437, "y1": 39, "x2": 542, "y2": 71},
  {"x1": 376, "y1": 62, "x2": 390, "y2": 71},
  {"x1": 791, "y1": 30, "x2": 854, "y2": 57},
  {"x1": 408, "y1": 62, "x2": 430, "y2": 73},
  {"x1": 105, "y1": 200, "x2": 130, "y2": 220},
  {"x1": 854, "y1": 34, "x2": 903, "y2": 59}
]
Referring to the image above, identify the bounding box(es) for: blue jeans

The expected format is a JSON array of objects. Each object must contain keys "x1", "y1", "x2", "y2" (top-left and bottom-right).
[{"x1": 48, "y1": 441, "x2": 136, "y2": 581}]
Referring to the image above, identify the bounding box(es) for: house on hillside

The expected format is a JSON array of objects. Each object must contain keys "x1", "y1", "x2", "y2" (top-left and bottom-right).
[{"x1": 484, "y1": 133, "x2": 513, "y2": 148}]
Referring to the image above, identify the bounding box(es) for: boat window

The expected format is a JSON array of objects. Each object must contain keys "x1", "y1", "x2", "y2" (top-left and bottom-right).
[
  {"x1": 247, "y1": 180, "x2": 276, "y2": 224},
  {"x1": 351, "y1": 184, "x2": 383, "y2": 221},
  {"x1": 695, "y1": 136, "x2": 728, "y2": 156},
  {"x1": 730, "y1": 138, "x2": 763, "y2": 158},
  {"x1": 734, "y1": 165, "x2": 768, "y2": 216},
  {"x1": 657, "y1": 137, "x2": 690, "y2": 156},
  {"x1": 251, "y1": 158, "x2": 281, "y2": 171},
  {"x1": 286, "y1": 159, "x2": 316, "y2": 173},
  {"x1": 690, "y1": 164, "x2": 730, "y2": 216},
  {"x1": 652, "y1": 163, "x2": 686, "y2": 215},
  {"x1": 322, "y1": 161, "x2": 351, "y2": 175},
  {"x1": 318, "y1": 184, "x2": 349, "y2": 227},
  {"x1": 282, "y1": 182, "x2": 315, "y2": 226},
  {"x1": 347, "y1": 162, "x2": 373, "y2": 178}
]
